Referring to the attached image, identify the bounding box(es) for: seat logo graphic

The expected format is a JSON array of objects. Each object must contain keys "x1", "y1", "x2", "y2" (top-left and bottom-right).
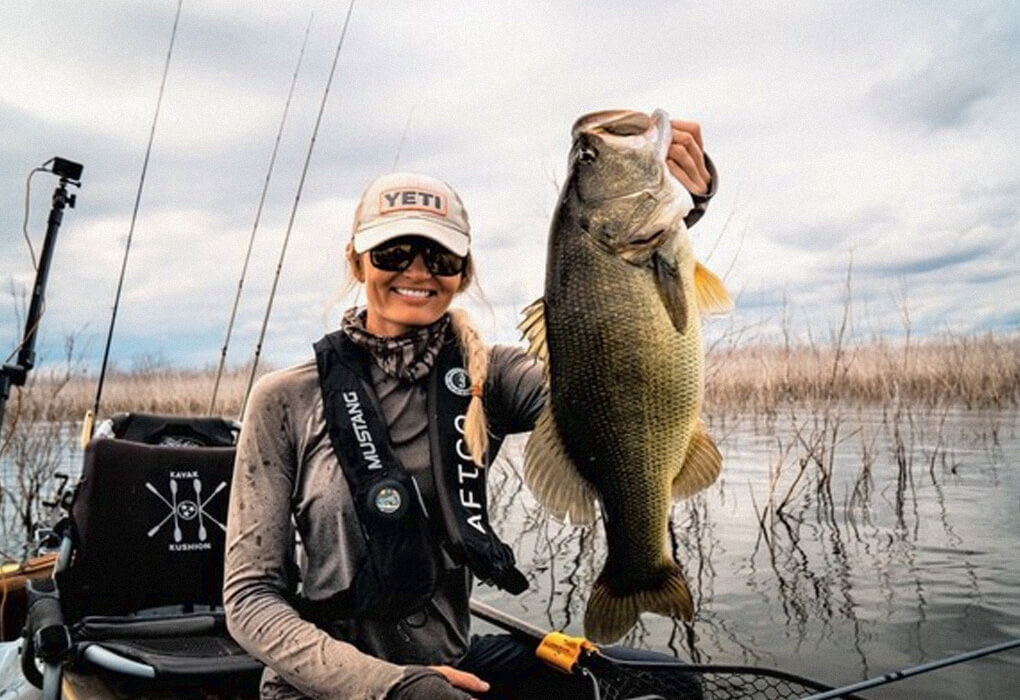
[{"x1": 146, "y1": 470, "x2": 227, "y2": 552}]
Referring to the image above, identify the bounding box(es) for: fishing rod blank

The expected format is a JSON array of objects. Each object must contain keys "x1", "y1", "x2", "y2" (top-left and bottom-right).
[
  {"x1": 90, "y1": 0, "x2": 183, "y2": 431},
  {"x1": 240, "y1": 0, "x2": 357, "y2": 418},
  {"x1": 391, "y1": 105, "x2": 416, "y2": 172},
  {"x1": 801, "y1": 636, "x2": 1020, "y2": 700},
  {"x1": 208, "y1": 12, "x2": 314, "y2": 415}
]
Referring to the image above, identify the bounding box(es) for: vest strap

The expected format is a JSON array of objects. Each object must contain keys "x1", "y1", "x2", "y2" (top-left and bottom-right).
[{"x1": 311, "y1": 332, "x2": 438, "y2": 620}]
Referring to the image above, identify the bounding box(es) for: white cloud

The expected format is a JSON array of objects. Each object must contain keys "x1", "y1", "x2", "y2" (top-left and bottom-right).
[{"x1": 2, "y1": 0, "x2": 1018, "y2": 373}]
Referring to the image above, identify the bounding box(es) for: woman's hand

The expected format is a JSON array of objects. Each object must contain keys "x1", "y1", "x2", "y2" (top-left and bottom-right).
[
  {"x1": 667, "y1": 119, "x2": 711, "y2": 196},
  {"x1": 388, "y1": 665, "x2": 488, "y2": 699},
  {"x1": 429, "y1": 665, "x2": 490, "y2": 698}
]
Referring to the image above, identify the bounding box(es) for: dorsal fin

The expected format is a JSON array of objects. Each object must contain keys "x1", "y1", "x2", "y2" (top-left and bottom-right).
[
  {"x1": 518, "y1": 297, "x2": 550, "y2": 382},
  {"x1": 694, "y1": 261, "x2": 733, "y2": 315},
  {"x1": 524, "y1": 406, "x2": 597, "y2": 525}
]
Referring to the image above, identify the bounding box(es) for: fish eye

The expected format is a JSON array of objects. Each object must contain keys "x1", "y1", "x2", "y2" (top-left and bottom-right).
[{"x1": 577, "y1": 146, "x2": 598, "y2": 164}]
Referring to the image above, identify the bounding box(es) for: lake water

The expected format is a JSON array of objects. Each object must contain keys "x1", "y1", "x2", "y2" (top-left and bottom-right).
[
  {"x1": 481, "y1": 406, "x2": 1020, "y2": 699},
  {"x1": 2, "y1": 407, "x2": 1017, "y2": 698}
]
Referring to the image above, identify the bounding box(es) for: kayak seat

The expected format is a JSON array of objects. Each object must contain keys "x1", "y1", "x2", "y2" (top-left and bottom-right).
[
  {"x1": 21, "y1": 438, "x2": 261, "y2": 697},
  {"x1": 78, "y1": 622, "x2": 259, "y2": 678}
]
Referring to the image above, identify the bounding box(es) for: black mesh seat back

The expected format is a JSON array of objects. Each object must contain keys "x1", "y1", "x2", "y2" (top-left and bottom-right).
[
  {"x1": 109, "y1": 412, "x2": 237, "y2": 447},
  {"x1": 58, "y1": 439, "x2": 236, "y2": 618}
]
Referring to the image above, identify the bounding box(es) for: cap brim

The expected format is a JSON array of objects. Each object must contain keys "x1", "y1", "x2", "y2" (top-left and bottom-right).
[{"x1": 353, "y1": 216, "x2": 470, "y2": 257}]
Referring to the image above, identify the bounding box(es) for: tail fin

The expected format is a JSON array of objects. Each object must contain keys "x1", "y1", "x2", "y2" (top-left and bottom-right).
[{"x1": 584, "y1": 564, "x2": 693, "y2": 643}]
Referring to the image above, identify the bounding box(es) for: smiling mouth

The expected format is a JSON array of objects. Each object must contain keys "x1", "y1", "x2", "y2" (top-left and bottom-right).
[{"x1": 392, "y1": 287, "x2": 437, "y2": 299}]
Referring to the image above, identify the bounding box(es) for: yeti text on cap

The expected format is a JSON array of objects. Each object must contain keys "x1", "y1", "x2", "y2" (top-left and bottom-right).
[{"x1": 379, "y1": 188, "x2": 449, "y2": 216}]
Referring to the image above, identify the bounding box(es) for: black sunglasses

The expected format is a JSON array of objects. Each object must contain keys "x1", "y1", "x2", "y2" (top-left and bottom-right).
[{"x1": 369, "y1": 236, "x2": 467, "y2": 276}]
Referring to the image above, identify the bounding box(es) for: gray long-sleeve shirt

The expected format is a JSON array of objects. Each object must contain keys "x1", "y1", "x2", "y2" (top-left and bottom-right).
[{"x1": 224, "y1": 344, "x2": 545, "y2": 700}]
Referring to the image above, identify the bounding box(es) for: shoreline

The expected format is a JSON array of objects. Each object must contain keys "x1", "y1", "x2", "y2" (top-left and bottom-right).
[{"x1": 3, "y1": 332, "x2": 1016, "y2": 422}]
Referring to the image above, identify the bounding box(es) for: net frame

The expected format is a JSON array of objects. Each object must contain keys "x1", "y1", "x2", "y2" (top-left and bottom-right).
[{"x1": 584, "y1": 653, "x2": 869, "y2": 700}]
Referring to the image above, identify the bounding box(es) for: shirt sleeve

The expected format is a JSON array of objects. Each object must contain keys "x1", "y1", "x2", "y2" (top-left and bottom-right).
[
  {"x1": 484, "y1": 345, "x2": 547, "y2": 436},
  {"x1": 682, "y1": 152, "x2": 718, "y2": 229},
  {"x1": 223, "y1": 372, "x2": 406, "y2": 700}
]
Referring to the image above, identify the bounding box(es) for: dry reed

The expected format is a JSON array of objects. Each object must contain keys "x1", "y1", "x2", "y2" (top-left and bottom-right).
[
  {"x1": 5, "y1": 330, "x2": 1018, "y2": 425},
  {"x1": 6, "y1": 365, "x2": 262, "y2": 425},
  {"x1": 704, "y1": 331, "x2": 1020, "y2": 416}
]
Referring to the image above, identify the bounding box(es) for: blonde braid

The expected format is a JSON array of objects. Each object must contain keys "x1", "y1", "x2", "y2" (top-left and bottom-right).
[{"x1": 449, "y1": 308, "x2": 489, "y2": 465}]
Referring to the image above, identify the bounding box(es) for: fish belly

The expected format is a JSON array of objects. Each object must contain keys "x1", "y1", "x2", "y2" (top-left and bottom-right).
[{"x1": 545, "y1": 229, "x2": 702, "y2": 586}]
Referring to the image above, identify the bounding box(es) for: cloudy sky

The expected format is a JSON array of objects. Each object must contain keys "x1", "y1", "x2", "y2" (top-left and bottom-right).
[{"x1": 2, "y1": 1, "x2": 1017, "y2": 374}]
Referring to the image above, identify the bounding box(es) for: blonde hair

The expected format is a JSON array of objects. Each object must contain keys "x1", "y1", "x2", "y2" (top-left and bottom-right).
[
  {"x1": 343, "y1": 244, "x2": 490, "y2": 466},
  {"x1": 449, "y1": 308, "x2": 490, "y2": 465}
]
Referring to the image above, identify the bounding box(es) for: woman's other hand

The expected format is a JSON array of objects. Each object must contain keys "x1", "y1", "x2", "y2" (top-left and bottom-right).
[{"x1": 667, "y1": 119, "x2": 711, "y2": 196}]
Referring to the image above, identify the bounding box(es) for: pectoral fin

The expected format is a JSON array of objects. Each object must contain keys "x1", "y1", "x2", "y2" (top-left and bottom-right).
[
  {"x1": 694, "y1": 261, "x2": 734, "y2": 315},
  {"x1": 653, "y1": 251, "x2": 688, "y2": 334},
  {"x1": 524, "y1": 406, "x2": 597, "y2": 524},
  {"x1": 672, "y1": 421, "x2": 723, "y2": 500},
  {"x1": 518, "y1": 297, "x2": 549, "y2": 382}
]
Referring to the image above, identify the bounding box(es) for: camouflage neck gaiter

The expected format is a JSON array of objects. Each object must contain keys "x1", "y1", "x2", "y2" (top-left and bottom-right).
[{"x1": 340, "y1": 307, "x2": 450, "y2": 383}]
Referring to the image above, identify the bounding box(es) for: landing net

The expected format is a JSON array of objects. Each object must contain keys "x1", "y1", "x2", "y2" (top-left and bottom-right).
[{"x1": 586, "y1": 655, "x2": 865, "y2": 700}]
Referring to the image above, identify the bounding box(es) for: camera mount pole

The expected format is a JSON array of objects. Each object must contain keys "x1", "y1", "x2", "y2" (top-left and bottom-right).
[{"x1": 0, "y1": 159, "x2": 83, "y2": 433}]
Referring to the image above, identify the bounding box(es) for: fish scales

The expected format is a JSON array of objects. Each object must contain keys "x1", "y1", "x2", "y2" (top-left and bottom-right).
[
  {"x1": 521, "y1": 109, "x2": 730, "y2": 643},
  {"x1": 547, "y1": 216, "x2": 701, "y2": 584}
]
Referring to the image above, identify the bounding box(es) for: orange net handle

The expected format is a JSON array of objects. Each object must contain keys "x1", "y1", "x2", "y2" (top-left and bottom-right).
[{"x1": 536, "y1": 631, "x2": 598, "y2": 673}]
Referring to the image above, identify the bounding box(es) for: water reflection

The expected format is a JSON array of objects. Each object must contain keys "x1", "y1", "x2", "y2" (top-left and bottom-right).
[
  {"x1": 3, "y1": 408, "x2": 1016, "y2": 696},
  {"x1": 488, "y1": 407, "x2": 1020, "y2": 698}
]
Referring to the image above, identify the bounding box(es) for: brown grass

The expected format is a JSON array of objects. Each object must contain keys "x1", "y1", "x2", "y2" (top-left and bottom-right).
[
  {"x1": 704, "y1": 331, "x2": 1020, "y2": 416},
  {"x1": 3, "y1": 366, "x2": 262, "y2": 427},
  {"x1": 4, "y1": 331, "x2": 1018, "y2": 427}
]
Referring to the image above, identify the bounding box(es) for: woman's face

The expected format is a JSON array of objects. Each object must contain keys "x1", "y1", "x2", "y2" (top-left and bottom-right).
[{"x1": 361, "y1": 243, "x2": 463, "y2": 337}]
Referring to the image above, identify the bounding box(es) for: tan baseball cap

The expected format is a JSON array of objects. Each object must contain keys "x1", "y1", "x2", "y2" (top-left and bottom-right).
[{"x1": 352, "y1": 172, "x2": 471, "y2": 256}]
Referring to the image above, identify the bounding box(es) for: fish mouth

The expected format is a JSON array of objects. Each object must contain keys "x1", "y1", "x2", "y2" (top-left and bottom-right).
[
  {"x1": 572, "y1": 109, "x2": 650, "y2": 139},
  {"x1": 649, "y1": 109, "x2": 672, "y2": 163},
  {"x1": 572, "y1": 109, "x2": 671, "y2": 157}
]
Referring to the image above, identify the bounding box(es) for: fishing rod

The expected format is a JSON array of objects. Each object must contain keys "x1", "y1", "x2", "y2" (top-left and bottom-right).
[
  {"x1": 87, "y1": 0, "x2": 183, "y2": 440},
  {"x1": 469, "y1": 599, "x2": 602, "y2": 697},
  {"x1": 391, "y1": 105, "x2": 416, "y2": 172},
  {"x1": 240, "y1": 0, "x2": 357, "y2": 418},
  {"x1": 208, "y1": 12, "x2": 314, "y2": 415},
  {"x1": 1, "y1": 159, "x2": 84, "y2": 434},
  {"x1": 801, "y1": 636, "x2": 1020, "y2": 700}
]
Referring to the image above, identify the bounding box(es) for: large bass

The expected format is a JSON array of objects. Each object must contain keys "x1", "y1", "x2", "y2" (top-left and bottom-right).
[{"x1": 521, "y1": 109, "x2": 731, "y2": 643}]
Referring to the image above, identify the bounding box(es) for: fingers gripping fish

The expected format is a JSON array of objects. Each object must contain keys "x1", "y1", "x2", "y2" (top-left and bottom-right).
[{"x1": 519, "y1": 109, "x2": 732, "y2": 643}]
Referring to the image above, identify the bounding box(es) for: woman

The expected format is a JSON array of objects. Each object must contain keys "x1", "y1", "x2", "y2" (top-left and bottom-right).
[{"x1": 224, "y1": 119, "x2": 716, "y2": 700}]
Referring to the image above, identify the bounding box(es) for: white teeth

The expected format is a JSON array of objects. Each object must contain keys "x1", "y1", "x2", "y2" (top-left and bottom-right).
[{"x1": 394, "y1": 287, "x2": 431, "y2": 298}]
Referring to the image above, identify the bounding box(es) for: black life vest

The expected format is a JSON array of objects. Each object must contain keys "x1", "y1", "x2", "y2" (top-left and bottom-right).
[{"x1": 304, "y1": 329, "x2": 527, "y2": 622}]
